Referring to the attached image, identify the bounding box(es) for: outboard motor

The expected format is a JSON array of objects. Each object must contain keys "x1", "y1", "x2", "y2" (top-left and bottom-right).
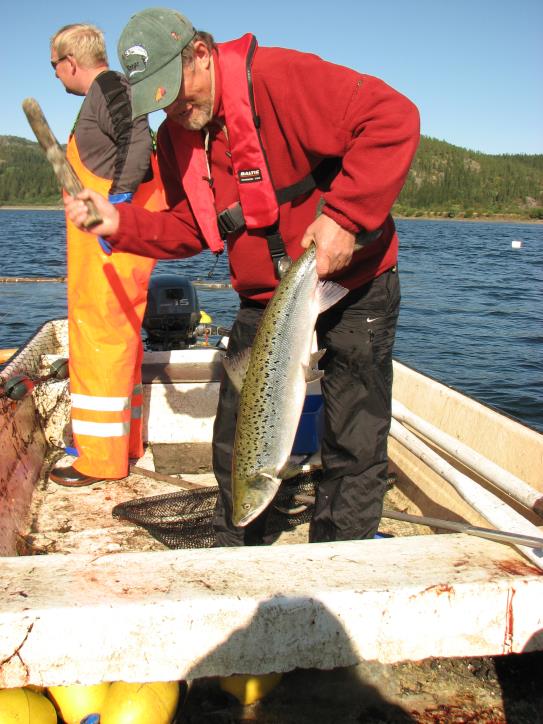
[{"x1": 142, "y1": 275, "x2": 201, "y2": 350}]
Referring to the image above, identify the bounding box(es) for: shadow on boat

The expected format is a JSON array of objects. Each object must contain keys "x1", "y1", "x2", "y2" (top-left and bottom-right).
[
  {"x1": 176, "y1": 597, "x2": 417, "y2": 723},
  {"x1": 494, "y1": 629, "x2": 543, "y2": 724}
]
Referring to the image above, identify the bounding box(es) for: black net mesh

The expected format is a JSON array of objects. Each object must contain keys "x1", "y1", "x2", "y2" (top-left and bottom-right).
[{"x1": 112, "y1": 471, "x2": 321, "y2": 549}]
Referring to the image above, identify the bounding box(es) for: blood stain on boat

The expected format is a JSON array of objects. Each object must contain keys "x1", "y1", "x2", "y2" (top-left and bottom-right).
[
  {"x1": 495, "y1": 560, "x2": 541, "y2": 577},
  {"x1": 412, "y1": 583, "x2": 455, "y2": 599}
]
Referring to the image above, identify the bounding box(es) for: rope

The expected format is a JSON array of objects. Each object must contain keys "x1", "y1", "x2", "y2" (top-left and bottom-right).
[
  {"x1": 0, "y1": 276, "x2": 66, "y2": 283},
  {"x1": 0, "y1": 276, "x2": 232, "y2": 289}
]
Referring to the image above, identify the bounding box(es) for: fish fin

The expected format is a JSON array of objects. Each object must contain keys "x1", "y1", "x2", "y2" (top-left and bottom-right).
[
  {"x1": 277, "y1": 461, "x2": 305, "y2": 480},
  {"x1": 304, "y1": 366, "x2": 324, "y2": 383},
  {"x1": 303, "y1": 348, "x2": 325, "y2": 382},
  {"x1": 274, "y1": 503, "x2": 309, "y2": 515},
  {"x1": 316, "y1": 280, "x2": 349, "y2": 315},
  {"x1": 258, "y1": 463, "x2": 303, "y2": 482},
  {"x1": 222, "y1": 348, "x2": 252, "y2": 392},
  {"x1": 310, "y1": 348, "x2": 326, "y2": 365},
  {"x1": 259, "y1": 471, "x2": 279, "y2": 482}
]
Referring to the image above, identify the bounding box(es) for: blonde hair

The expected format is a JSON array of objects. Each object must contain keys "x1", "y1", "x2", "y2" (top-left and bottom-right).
[{"x1": 50, "y1": 24, "x2": 108, "y2": 68}]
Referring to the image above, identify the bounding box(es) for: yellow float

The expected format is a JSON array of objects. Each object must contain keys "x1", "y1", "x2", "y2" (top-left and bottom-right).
[
  {"x1": 0, "y1": 348, "x2": 17, "y2": 364},
  {"x1": 100, "y1": 680, "x2": 180, "y2": 724},
  {"x1": 219, "y1": 672, "x2": 283, "y2": 705},
  {"x1": 47, "y1": 682, "x2": 110, "y2": 724},
  {"x1": 0, "y1": 687, "x2": 57, "y2": 724}
]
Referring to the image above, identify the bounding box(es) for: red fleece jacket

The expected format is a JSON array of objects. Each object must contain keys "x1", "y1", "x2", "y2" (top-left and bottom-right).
[{"x1": 109, "y1": 42, "x2": 420, "y2": 302}]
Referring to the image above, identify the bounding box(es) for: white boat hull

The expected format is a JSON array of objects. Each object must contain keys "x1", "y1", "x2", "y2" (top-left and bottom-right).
[
  {"x1": 1, "y1": 319, "x2": 542, "y2": 687},
  {"x1": 1, "y1": 534, "x2": 542, "y2": 688}
]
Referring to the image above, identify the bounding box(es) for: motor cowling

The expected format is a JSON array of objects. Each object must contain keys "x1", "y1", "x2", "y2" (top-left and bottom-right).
[{"x1": 142, "y1": 275, "x2": 201, "y2": 350}]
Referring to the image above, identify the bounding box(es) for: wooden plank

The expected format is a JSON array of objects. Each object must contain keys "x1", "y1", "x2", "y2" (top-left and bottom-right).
[
  {"x1": 1, "y1": 534, "x2": 542, "y2": 688},
  {"x1": 22, "y1": 98, "x2": 101, "y2": 228}
]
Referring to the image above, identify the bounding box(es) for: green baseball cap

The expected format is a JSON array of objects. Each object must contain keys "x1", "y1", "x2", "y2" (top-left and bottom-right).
[{"x1": 117, "y1": 7, "x2": 196, "y2": 119}]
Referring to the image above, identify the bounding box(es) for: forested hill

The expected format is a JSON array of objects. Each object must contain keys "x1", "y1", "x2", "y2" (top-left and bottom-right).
[
  {"x1": 1, "y1": 133, "x2": 542, "y2": 219},
  {"x1": 396, "y1": 136, "x2": 543, "y2": 220},
  {"x1": 0, "y1": 135, "x2": 62, "y2": 206}
]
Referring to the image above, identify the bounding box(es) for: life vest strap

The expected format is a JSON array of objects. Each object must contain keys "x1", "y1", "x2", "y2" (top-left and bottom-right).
[
  {"x1": 263, "y1": 226, "x2": 288, "y2": 266},
  {"x1": 217, "y1": 203, "x2": 245, "y2": 238},
  {"x1": 217, "y1": 158, "x2": 341, "y2": 240}
]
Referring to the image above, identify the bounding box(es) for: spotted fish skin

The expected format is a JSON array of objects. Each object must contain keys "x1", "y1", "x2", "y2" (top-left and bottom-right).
[{"x1": 227, "y1": 244, "x2": 349, "y2": 527}]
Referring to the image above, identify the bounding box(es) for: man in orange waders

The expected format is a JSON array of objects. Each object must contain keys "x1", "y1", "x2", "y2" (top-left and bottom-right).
[{"x1": 49, "y1": 23, "x2": 165, "y2": 486}]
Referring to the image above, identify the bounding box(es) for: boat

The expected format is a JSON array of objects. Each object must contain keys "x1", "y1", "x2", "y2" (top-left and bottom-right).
[{"x1": 1, "y1": 301, "x2": 542, "y2": 691}]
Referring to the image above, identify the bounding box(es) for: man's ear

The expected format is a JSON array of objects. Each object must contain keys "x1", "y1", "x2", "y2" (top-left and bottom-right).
[
  {"x1": 67, "y1": 55, "x2": 77, "y2": 75},
  {"x1": 193, "y1": 40, "x2": 211, "y2": 69}
]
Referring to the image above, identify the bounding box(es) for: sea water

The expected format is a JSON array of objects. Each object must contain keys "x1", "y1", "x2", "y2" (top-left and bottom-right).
[{"x1": 0, "y1": 210, "x2": 541, "y2": 432}]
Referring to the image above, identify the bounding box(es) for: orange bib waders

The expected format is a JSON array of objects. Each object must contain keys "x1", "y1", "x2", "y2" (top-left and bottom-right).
[{"x1": 65, "y1": 138, "x2": 165, "y2": 478}]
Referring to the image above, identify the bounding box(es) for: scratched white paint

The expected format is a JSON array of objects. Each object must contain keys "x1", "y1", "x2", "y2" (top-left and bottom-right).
[
  {"x1": 2, "y1": 327, "x2": 543, "y2": 689},
  {"x1": 0, "y1": 535, "x2": 542, "y2": 687}
]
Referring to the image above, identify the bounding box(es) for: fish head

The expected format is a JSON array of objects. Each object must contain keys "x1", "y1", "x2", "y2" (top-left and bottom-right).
[{"x1": 232, "y1": 471, "x2": 282, "y2": 527}]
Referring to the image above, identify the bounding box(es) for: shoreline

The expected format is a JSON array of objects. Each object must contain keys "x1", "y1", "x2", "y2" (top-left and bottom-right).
[
  {"x1": 0, "y1": 205, "x2": 63, "y2": 211},
  {"x1": 395, "y1": 214, "x2": 542, "y2": 224},
  {"x1": 1, "y1": 205, "x2": 541, "y2": 223}
]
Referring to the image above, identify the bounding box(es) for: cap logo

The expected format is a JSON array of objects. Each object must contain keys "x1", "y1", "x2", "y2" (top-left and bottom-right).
[
  {"x1": 123, "y1": 45, "x2": 149, "y2": 78},
  {"x1": 155, "y1": 87, "x2": 167, "y2": 102}
]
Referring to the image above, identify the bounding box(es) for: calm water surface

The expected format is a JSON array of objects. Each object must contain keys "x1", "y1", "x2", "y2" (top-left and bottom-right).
[{"x1": 0, "y1": 210, "x2": 541, "y2": 432}]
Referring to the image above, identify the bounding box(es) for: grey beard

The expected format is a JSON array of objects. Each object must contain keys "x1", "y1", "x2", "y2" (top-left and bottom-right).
[{"x1": 180, "y1": 103, "x2": 213, "y2": 131}]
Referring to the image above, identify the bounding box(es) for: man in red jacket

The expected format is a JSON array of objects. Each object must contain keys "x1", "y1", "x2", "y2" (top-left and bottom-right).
[{"x1": 65, "y1": 7, "x2": 420, "y2": 546}]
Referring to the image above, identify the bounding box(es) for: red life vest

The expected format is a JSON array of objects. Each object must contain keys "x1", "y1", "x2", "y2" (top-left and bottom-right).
[{"x1": 166, "y1": 34, "x2": 279, "y2": 254}]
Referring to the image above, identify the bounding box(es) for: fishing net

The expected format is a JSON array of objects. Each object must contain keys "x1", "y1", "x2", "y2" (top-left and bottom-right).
[
  {"x1": 112, "y1": 470, "x2": 321, "y2": 549},
  {"x1": 0, "y1": 318, "x2": 73, "y2": 450},
  {"x1": 0, "y1": 318, "x2": 68, "y2": 379}
]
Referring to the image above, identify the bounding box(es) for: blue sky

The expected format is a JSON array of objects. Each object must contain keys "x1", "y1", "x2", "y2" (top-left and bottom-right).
[{"x1": 2, "y1": 0, "x2": 542, "y2": 155}]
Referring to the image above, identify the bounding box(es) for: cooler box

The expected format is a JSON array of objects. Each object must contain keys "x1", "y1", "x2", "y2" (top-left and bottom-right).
[{"x1": 292, "y1": 394, "x2": 324, "y2": 454}]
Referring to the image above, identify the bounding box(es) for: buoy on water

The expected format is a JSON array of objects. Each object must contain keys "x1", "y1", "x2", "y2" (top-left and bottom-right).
[{"x1": 511, "y1": 240, "x2": 523, "y2": 249}]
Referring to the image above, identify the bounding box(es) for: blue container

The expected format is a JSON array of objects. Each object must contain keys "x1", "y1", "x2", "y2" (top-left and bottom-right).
[{"x1": 292, "y1": 394, "x2": 324, "y2": 454}]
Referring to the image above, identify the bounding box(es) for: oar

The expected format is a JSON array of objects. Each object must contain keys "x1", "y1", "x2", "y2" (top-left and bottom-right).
[
  {"x1": 21, "y1": 97, "x2": 102, "y2": 229},
  {"x1": 381, "y1": 509, "x2": 543, "y2": 549},
  {"x1": 128, "y1": 464, "x2": 206, "y2": 491},
  {"x1": 287, "y1": 495, "x2": 543, "y2": 550}
]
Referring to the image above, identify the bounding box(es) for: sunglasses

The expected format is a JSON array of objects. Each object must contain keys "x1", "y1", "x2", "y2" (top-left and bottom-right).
[{"x1": 51, "y1": 54, "x2": 70, "y2": 70}]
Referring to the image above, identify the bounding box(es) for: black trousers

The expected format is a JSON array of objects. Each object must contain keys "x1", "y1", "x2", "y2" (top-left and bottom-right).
[{"x1": 212, "y1": 266, "x2": 400, "y2": 546}]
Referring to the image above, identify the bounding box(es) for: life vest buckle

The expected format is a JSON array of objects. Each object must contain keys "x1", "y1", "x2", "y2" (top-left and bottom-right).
[
  {"x1": 217, "y1": 204, "x2": 246, "y2": 239},
  {"x1": 275, "y1": 255, "x2": 293, "y2": 278}
]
